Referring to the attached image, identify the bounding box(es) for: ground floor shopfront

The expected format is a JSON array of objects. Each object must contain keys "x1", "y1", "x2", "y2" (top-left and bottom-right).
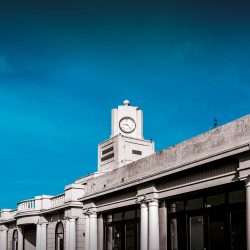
[
  {"x1": 168, "y1": 183, "x2": 246, "y2": 250},
  {"x1": 99, "y1": 183, "x2": 246, "y2": 250}
]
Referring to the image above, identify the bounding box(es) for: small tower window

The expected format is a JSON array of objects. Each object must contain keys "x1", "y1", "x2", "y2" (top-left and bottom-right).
[{"x1": 132, "y1": 150, "x2": 142, "y2": 155}]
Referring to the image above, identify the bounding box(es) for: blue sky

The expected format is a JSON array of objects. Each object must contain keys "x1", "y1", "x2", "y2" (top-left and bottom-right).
[{"x1": 0, "y1": 0, "x2": 250, "y2": 208}]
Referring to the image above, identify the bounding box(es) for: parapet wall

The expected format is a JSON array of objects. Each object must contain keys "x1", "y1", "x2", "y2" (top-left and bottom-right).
[{"x1": 85, "y1": 114, "x2": 250, "y2": 195}]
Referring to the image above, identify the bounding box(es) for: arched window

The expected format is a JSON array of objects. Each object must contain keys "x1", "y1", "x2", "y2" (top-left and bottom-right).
[
  {"x1": 55, "y1": 222, "x2": 64, "y2": 250},
  {"x1": 13, "y1": 230, "x2": 18, "y2": 250}
]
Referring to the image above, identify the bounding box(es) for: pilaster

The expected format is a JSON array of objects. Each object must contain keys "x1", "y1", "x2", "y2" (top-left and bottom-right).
[
  {"x1": 83, "y1": 207, "x2": 97, "y2": 250},
  {"x1": 97, "y1": 214, "x2": 104, "y2": 250},
  {"x1": 0, "y1": 226, "x2": 8, "y2": 250},
  {"x1": 65, "y1": 216, "x2": 77, "y2": 250},
  {"x1": 89, "y1": 212, "x2": 97, "y2": 250},
  {"x1": 83, "y1": 210, "x2": 90, "y2": 250},
  {"x1": 17, "y1": 226, "x2": 23, "y2": 250}
]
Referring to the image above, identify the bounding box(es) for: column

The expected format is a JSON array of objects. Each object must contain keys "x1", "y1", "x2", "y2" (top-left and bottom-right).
[
  {"x1": 69, "y1": 218, "x2": 76, "y2": 250},
  {"x1": 36, "y1": 224, "x2": 41, "y2": 250},
  {"x1": 65, "y1": 220, "x2": 70, "y2": 250},
  {"x1": 148, "y1": 199, "x2": 160, "y2": 250},
  {"x1": 89, "y1": 212, "x2": 97, "y2": 250},
  {"x1": 0, "y1": 228, "x2": 8, "y2": 250},
  {"x1": 140, "y1": 202, "x2": 148, "y2": 250},
  {"x1": 17, "y1": 226, "x2": 23, "y2": 250},
  {"x1": 97, "y1": 214, "x2": 104, "y2": 250},
  {"x1": 85, "y1": 214, "x2": 90, "y2": 250},
  {"x1": 40, "y1": 224, "x2": 47, "y2": 250},
  {"x1": 159, "y1": 201, "x2": 167, "y2": 250},
  {"x1": 246, "y1": 178, "x2": 250, "y2": 250}
]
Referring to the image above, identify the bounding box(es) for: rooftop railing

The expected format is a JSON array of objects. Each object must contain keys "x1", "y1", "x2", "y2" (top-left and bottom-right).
[
  {"x1": 51, "y1": 193, "x2": 65, "y2": 207},
  {"x1": 0, "y1": 184, "x2": 85, "y2": 217},
  {"x1": 18, "y1": 199, "x2": 35, "y2": 211},
  {"x1": 0, "y1": 209, "x2": 16, "y2": 220}
]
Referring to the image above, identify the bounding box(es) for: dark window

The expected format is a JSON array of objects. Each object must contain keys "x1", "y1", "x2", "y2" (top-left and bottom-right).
[
  {"x1": 229, "y1": 190, "x2": 245, "y2": 204},
  {"x1": 206, "y1": 193, "x2": 225, "y2": 207},
  {"x1": 101, "y1": 153, "x2": 114, "y2": 162},
  {"x1": 113, "y1": 212, "x2": 123, "y2": 222},
  {"x1": 231, "y1": 210, "x2": 246, "y2": 250},
  {"x1": 186, "y1": 198, "x2": 203, "y2": 210},
  {"x1": 102, "y1": 147, "x2": 114, "y2": 155},
  {"x1": 132, "y1": 150, "x2": 142, "y2": 155},
  {"x1": 168, "y1": 185, "x2": 246, "y2": 250},
  {"x1": 12, "y1": 230, "x2": 18, "y2": 250},
  {"x1": 55, "y1": 222, "x2": 64, "y2": 250},
  {"x1": 208, "y1": 212, "x2": 226, "y2": 250},
  {"x1": 170, "y1": 201, "x2": 185, "y2": 212},
  {"x1": 170, "y1": 216, "x2": 186, "y2": 250},
  {"x1": 189, "y1": 216, "x2": 204, "y2": 250},
  {"x1": 124, "y1": 210, "x2": 136, "y2": 220},
  {"x1": 104, "y1": 208, "x2": 140, "y2": 250}
]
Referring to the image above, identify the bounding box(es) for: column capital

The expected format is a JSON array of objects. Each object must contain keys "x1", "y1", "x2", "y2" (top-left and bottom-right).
[
  {"x1": 0, "y1": 226, "x2": 8, "y2": 231},
  {"x1": 36, "y1": 222, "x2": 48, "y2": 226},
  {"x1": 148, "y1": 198, "x2": 159, "y2": 207},
  {"x1": 83, "y1": 208, "x2": 96, "y2": 216},
  {"x1": 65, "y1": 216, "x2": 78, "y2": 221},
  {"x1": 97, "y1": 213, "x2": 103, "y2": 219},
  {"x1": 89, "y1": 212, "x2": 97, "y2": 218},
  {"x1": 245, "y1": 176, "x2": 250, "y2": 187},
  {"x1": 136, "y1": 195, "x2": 147, "y2": 205},
  {"x1": 83, "y1": 209, "x2": 90, "y2": 216},
  {"x1": 239, "y1": 175, "x2": 250, "y2": 187},
  {"x1": 137, "y1": 195, "x2": 159, "y2": 206}
]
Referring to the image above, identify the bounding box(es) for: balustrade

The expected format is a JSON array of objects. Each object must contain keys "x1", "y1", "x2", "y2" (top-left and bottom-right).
[
  {"x1": 51, "y1": 193, "x2": 65, "y2": 207},
  {"x1": 18, "y1": 199, "x2": 35, "y2": 211}
]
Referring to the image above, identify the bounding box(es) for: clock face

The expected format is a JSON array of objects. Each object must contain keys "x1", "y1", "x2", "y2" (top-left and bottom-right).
[{"x1": 119, "y1": 117, "x2": 136, "y2": 133}]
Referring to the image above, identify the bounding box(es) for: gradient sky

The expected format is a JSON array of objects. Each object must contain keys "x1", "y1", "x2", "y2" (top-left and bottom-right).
[{"x1": 0, "y1": 0, "x2": 250, "y2": 209}]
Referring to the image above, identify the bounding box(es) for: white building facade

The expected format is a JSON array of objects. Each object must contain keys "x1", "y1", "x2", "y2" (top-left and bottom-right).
[{"x1": 0, "y1": 100, "x2": 249, "y2": 250}]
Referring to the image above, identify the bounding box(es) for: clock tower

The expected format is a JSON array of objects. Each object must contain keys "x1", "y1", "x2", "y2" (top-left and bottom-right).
[{"x1": 98, "y1": 100, "x2": 155, "y2": 172}]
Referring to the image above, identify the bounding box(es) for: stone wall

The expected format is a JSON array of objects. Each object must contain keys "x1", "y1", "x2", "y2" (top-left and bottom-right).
[{"x1": 85, "y1": 115, "x2": 250, "y2": 196}]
